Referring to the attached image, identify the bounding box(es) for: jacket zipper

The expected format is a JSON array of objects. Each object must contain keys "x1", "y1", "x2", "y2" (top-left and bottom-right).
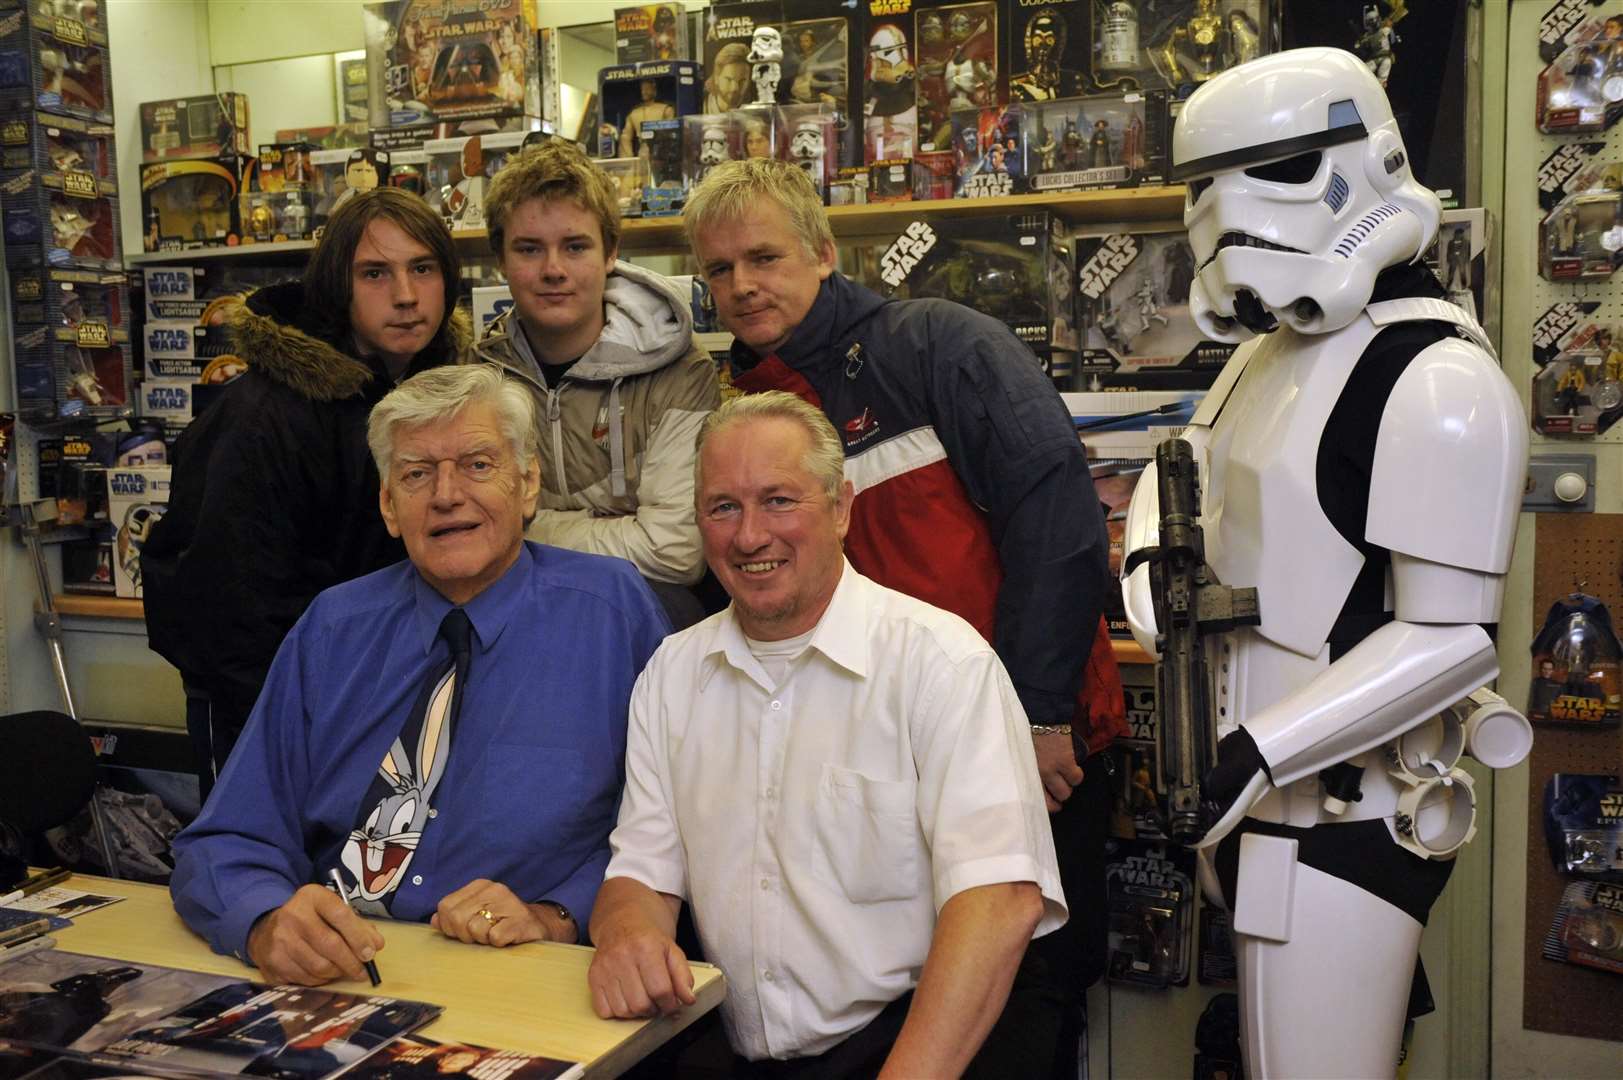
[{"x1": 546, "y1": 387, "x2": 567, "y2": 494}]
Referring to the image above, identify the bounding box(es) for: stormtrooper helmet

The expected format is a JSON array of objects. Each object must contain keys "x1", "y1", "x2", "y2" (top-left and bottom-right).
[
  {"x1": 1170, "y1": 47, "x2": 1440, "y2": 341},
  {"x1": 869, "y1": 25, "x2": 909, "y2": 72},
  {"x1": 699, "y1": 125, "x2": 729, "y2": 165},
  {"x1": 790, "y1": 121, "x2": 824, "y2": 161},
  {"x1": 119, "y1": 503, "x2": 163, "y2": 588},
  {"x1": 749, "y1": 25, "x2": 783, "y2": 64}
]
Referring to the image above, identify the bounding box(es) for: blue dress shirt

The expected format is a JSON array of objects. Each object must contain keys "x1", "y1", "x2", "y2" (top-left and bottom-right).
[{"x1": 170, "y1": 542, "x2": 670, "y2": 960}]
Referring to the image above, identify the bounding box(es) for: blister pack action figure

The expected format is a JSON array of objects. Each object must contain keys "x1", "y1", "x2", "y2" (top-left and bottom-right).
[{"x1": 1121, "y1": 48, "x2": 1532, "y2": 1078}]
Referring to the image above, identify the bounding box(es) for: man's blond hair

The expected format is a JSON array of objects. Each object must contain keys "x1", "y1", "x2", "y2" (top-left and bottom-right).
[
  {"x1": 484, "y1": 140, "x2": 622, "y2": 256},
  {"x1": 694, "y1": 391, "x2": 845, "y2": 504},
  {"x1": 684, "y1": 158, "x2": 834, "y2": 263}
]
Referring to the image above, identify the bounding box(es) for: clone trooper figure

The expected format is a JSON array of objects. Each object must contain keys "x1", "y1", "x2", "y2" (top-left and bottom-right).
[
  {"x1": 1122, "y1": 49, "x2": 1532, "y2": 1079},
  {"x1": 748, "y1": 25, "x2": 783, "y2": 105},
  {"x1": 943, "y1": 11, "x2": 992, "y2": 111}
]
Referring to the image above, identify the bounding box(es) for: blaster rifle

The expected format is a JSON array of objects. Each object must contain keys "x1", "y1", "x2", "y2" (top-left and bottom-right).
[{"x1": 1122, "y1": 437, "x2": 1261, "y2": 845}]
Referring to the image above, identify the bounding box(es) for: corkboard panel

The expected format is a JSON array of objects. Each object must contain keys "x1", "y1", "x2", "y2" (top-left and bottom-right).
[{"x1": 1522, "y1": 512, "x2": 1623, "y2": 1042}]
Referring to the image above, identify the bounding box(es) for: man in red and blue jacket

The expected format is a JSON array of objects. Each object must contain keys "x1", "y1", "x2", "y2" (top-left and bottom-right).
[{"x1": 686, "y1": 158, "x2": 1126, "y2": 1075}]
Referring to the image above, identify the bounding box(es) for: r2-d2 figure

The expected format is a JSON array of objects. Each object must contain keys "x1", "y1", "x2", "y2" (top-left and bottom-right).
[{"x1": 1122, "y1": 48, "x2": 1532, "y2": 1079}]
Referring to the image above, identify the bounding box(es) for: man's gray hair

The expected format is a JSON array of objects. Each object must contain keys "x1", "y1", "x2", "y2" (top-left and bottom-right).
[
  {"x1": 367, "y1": 363, "x2": 539, "y2": 479},
  {"x1": 694, "y1": 391, "x2": 845, "y2": 502}
]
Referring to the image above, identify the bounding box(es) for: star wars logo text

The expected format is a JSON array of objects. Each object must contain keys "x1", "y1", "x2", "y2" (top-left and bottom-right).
[
  {"x1": 1539, "y1": 0, "x2": 1596, "y2": 49},
  {"x1": 146, "y1": 327, "x2": 192, "y2": 354},
  {"x1": 1596, "y1": 884, "x2": 1623, "y2": 914},
  {"x1": 1533, "y1": 302, "x2": 1598, "y2": 354},
  {"x1": 1549, "y1": 693, "x2": 1610, "y2": 725},
  {"x1": 1538, "y1": 142, "x2": 1603, "y2": 197},
  {"x1": 144, "y1": 270, "x2": 193, "y2": 298},
  {"x1": 1600, "y1": 792, "x2": 1623, "y2": 822},
  {"x1": 109, "y1": 473, "x2": 151, "y2": 497},
  {"x1": 869, "y1": 1, "x2": 910, "y2": 16},
  {"x1": 1108, "y1": 853, "x2": 1184, "y2": 891},
  {"x1": 145, "y1": 386, "x2": 189, "y2": 411},
  {"x1": 62, "y1": 170, "x2": 97, "y2": 198},
  {"x1": 713, "y1": 16, "x2": 756, "y2": 38},
  {"x1": 618, "y1": 11, "x2": 652, "y2": 32},
  {"x1": 879, "y1": 221, "x2": 938, "y2": 289},
  {"x1": 1079, "y1": 234, "x2": 1140, "y2": 300},
  {"x1": 73, "y1": 321, "x2": 109, "y2": 348},
  {"x1": 962, "y1": 172, "x2": 1012, "y2": 198}
]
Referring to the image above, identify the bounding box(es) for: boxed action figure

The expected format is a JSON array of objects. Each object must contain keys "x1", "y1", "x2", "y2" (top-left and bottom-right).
[
  {"x1": 951, "y1": 103, "x2": 1022, "y2": 198},
  {"x1": 1104, "y1": 837, "x2": 1195, "y2": 988},
  {"x1": 779, "y1": 2, "x2": 860, "y2": 168},
  {"x1": 1075, "y1": 229, "x2": 1237, "y2": 390},
  {"x1": 615, "y1": 4, "x2": 688, "y2": 63},
  {"x1": 598, "y1": 60, "x2": 701, "y2": 160},
  {"x1": 1543, "y1": 774, "x2": 1623, "y2": 879},
  {"x1": 0, "y1": 103, "x2": 114, "y2": 182},
  {"x1": 255, "y1": 142, "x2": 317, "y2": 191},
  {"x1": 861, "y1": 0, "x2": 918, "y2": 166},
  {"x1": 1, "y1": 169, "x2": 121, "y2": 269},
  {"x1": 423, "y1": 130, "x2": 526, "y2": 230},
  {"x1": 1529, "y1": 593, "x2": 1623, "y2": 724},
  {"x1": 1545, "y1": 881, "x2": 1623, "y2": 976},
  {"x1": 1537, "y1": 37, "x2": 1623, "y2": 134},
  {"x1": 310, "y1": 146, "x2": 385, "y2": 237},
  {"x1": 683, "y1": 112, "x2": 737, "y2": 189},
  {"x1": 363, "y1": 0, "x2": 540, "y2": 129},
  {"x1": 1539, "y1": 188, "x2": 1623, "y2": 282},
  {"x1": 1422, "y1": 207, "x2": 1486, "y2": 321},
  {"x1": 878, "y1": 211, "x2": 1078, "y2": 360},
  {"x1": 11, "y1": 321, "x2": 132, "y2": 420},
  {"x1": 913, "y1": 1, "x2": 999, "y2": 154},
  {"x1": 1005, "y1": 0, "x2": 1088, "y2": 101},
  {"x1": 912, "y1": 148, "x2": 953, "y2": 200},
  {"x1": 1023, "y1": 91, "x2": 1168, "y2": 193},
  {"x1": 1139, "y1": 0, "x2": 1273, "y2": 95},
  {"x1": 598, "y1": 155, "x2": 653, "y2": 218},
  {"x1": 240, "y1": 186, "x2": 313, "y2": 244},
  {"x1": 140, "y1": 157, "x2": 246, "y2": 252},
  {"x1": 37, "y1": 429, "x2": 116, "y2": 526},
  {"x1": 780, "y1": 103, "x2": 835, "y2": 198},
  {"x1": 138, "y1": 92, "x2": 249, "y2": 162},
  {"x1": 639, "y1": 116, "x2": 686, "y2": 215},
  {"x1": 1532, "y1": 347, "x2": 1622, "y2": 437},
  {"x1": 1538, "y1": 144, "x2": 1619, "y2": 215},
  {"x1": 106, "y1": 465, "x2": 170, "y2": 599},
  {"x1": 704, "y1": 1, "x2": 789, "y2": 111},
  {"x1": 0, "y1": 0, "x2": 113, "y2": 123}
]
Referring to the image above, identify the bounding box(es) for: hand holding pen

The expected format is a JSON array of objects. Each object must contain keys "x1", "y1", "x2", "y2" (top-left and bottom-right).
[
  {"x1": 245, "y1": 879, "x2": 384, "y2": 987},
  {"x1": 328, "y1": 868, "x2": 382, "y2": 986}
]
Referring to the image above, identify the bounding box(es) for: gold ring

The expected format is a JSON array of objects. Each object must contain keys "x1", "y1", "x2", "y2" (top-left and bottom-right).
[{"x1": 475, "y1": 908, "x2": 499, "y2": 925}]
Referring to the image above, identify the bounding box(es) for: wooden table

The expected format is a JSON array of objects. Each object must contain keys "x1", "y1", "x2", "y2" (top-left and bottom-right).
[{"x1": 43, "y1": 875, "x2": 725, "y2": 1078}]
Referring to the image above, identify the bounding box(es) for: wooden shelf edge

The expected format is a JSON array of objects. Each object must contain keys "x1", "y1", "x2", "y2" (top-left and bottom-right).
[
  {"x1": 48, "y1": 595, "x2": 146, "y2": 619},
  {"x1": 1112, "y1": 638, "x2": 1153, "y2": 666}
]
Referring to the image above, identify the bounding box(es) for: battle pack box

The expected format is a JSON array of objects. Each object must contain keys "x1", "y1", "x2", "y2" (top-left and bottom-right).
[
  {"x1": 615, "y1": 4, "x2": 688, "y2": 63},
  {"x1": 273, "y1": 122, "x2": 371, "y2": 150},
  {"x1": 106, "y1": 465, "x2": 171, "y2": 599},
  {"x1": 36, "y1": 429, "x2": 116, "y2": 526},
  {"x1": 1, "y1": 164, "x2": 120, "y2": 270},
  {"x1": 913, "y1": 0, "x2": 1000, "y2": 154},
  {"x1": 599, "y1": 60, "x2": 702, "y2": 160},
  {"x1": 1006, "y1": 0, "x2": 1089, "y2": 103},
  {"x1": 423, "y1": 130, "x2": 527, "y2": 230},
  {"x1": 138, "y1": 92, "x2": 250, "y2": 162},
  {"x1": 1075, "y1": 230, "x2": 1237, "y2": 390},
  {"x1": 0, "y1": 0, "x2": 114, "y2": 124},
  {"x1": 951, "y1": 103, "x2": 1024, "y2": 198},
  {"x1": 1023, "y1": 91, "x2": 1169, "y2": 193},
  {"x1": 363, "y1": 0, "x2": 541, "y2": 129},
  {"x1": 139, "y1": 156, "x2": 247, "y2": 253},
  {"x1": 878, "y1": 211, "x2": 1078, "y2": 360},
  {"x1": 860, "y1": 0, "x2": 918, "y2": 166}
]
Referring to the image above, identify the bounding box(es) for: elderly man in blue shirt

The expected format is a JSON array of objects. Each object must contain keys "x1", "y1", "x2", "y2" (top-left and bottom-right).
[{"x1": 170, "y1": 363, "x2": 669, "y2": 986}]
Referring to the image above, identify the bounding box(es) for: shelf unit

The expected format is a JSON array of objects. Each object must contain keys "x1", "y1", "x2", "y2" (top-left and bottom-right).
[{"x1": 122, "y1": 186, "x2": 1186, "y2": 265}]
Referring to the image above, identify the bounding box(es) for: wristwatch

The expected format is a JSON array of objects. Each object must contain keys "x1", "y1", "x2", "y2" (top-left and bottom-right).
[{"x1": 536, "y1": 899, "x2": 575, "y2": 938}]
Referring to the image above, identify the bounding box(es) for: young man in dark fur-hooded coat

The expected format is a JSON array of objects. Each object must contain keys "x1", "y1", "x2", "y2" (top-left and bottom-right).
[{"x1": 142, "y1": 189, "x2": 472, "y2": 793}]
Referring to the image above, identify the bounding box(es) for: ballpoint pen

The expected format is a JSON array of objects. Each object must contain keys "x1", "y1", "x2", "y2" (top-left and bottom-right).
[
  {"x1": 0, "y1": 866, "x2": 72, "y2": 907},
  {"x1": 328, "y1": 867, "x2": 382, "y2": 987}
]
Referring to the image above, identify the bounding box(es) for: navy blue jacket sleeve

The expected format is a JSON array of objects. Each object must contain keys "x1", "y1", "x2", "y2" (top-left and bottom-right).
[{"x1": 928, "y1": 315, "x2": 1108, "y2": 728}]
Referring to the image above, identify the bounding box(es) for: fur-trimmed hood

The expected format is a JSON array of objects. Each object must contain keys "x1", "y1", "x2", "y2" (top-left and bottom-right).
[{"x1": 225, "y1": 280, "x2": 474, "y2": 402}]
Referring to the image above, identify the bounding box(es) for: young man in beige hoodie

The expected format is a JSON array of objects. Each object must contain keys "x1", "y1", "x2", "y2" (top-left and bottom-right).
[{"x1": 476, "y1": 141, "x2": 720, "y2": 627}]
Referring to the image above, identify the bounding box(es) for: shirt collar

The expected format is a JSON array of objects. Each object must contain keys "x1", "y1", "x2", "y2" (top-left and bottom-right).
[
  {"x1": 410, "y1": 543, "x2": 532, "y2": 656},
  {"x1": 700, "y1": 560, "x2": 871, "y2": 688}
]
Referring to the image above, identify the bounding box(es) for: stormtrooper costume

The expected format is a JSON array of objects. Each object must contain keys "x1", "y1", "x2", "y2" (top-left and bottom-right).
[{"x1": 1122, "y1": 49, "x2": 1531, "y2": 1079}]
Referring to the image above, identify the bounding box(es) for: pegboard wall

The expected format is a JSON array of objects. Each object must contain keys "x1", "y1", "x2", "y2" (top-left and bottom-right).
[
  {"x1": 1528, "y1": 1, "x2": 1623, "y2": 446},
  {"x1": 1523, "y1": 512, "x2": 1623, "y2": 1042}
]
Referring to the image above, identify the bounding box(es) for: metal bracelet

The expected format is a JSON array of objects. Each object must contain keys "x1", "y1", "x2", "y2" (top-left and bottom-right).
[{"x1": 1030, "y1": 724, "x2": 1073, "y2": 736}]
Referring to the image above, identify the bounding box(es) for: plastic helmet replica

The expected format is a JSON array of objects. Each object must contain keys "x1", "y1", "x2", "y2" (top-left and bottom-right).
[{"x1": 1170, "y1": 47, "x2": 1440, "y2": 341}]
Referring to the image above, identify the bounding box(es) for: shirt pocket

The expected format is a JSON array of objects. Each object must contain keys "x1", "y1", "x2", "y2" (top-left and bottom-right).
[{"x1": 813, "y1": 764, "x2": 920, "y2": 904}]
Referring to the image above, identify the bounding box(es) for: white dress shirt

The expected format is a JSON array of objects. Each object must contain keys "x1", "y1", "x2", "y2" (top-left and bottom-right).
[{"x1": 606, "y1": 562, "x2": 1067, "y2": 1061}]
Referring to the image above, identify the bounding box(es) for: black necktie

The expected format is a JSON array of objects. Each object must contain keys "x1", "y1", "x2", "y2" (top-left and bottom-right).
[{"x1": 340, "y1": 608, "x2": 474, "y2": 914}]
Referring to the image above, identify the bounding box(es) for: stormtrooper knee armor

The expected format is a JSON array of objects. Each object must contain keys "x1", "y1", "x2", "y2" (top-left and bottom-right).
[{"x1": 1121, "y1": 48, "x2": 1532, "y2": 1079}]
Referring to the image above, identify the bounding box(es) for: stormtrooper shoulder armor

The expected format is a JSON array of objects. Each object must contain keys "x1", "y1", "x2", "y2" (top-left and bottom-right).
[{"x1": 1366, "y1": 324, "x2": 1527, "y2": 577}]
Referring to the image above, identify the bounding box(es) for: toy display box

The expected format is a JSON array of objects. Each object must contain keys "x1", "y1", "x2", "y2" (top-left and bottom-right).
[
  {"x1": 139, "y1": 376, "x2": 194, "y2": 435},
  {"x1": 274, "y1": 122, "x2": 371, "y2": 150},
  {"x1": 0, "y1": 102, "x2": 114, "y2": 179},
  {"x1": 37, "y1": 429, "x2": 117, "y2": 526},
  {"x1": 868, "y1": 156, "x2": 914, "y2": 202},
  {"x1": 1104, "y1": 837, "x2": 1195, "y2": 988},
  {"x1": 1537, "y1": 38, "x2": 1623, "y2": 134},
  {"x1": 912, "y1": 149, "x2": 953, "y2": 201},
  {"x1": 138, "y1": 263, "x2": 269, "y2": 382},
  {"x1": 683, "y1": 112, "x2": 738, "y2": 189},
  {"x1": 598, "y1": 60, "x2": 702, "y2": 160},
  {"x1": 1075, "y1": 230, "x2": 1237, "y2": 391},
  {"x1": 1538, "y1": 144, "x2": 1619, "y2": 215},
  {"x1": 369, "y1": 110, "x2": 541, "y2": 153},
  {"x1": 1022, "y1": 91, "x2": 1168, "y2": 193},
  {"x1": 0, "y1": 0, "x2": 114, "y2": 124},
  {"x1": 1540, "y1": 188, "x2": 1623, "y2": 282},
  {"x1": 105, "y1": 465, "x2": 171, "y2": 599},
  {"x1": 423, "y1": 130, "x2": 527, "y2": 231},
  {"x1": 1005, "y1": 0, "x2": 1089, "y2": 103},
  {"x1": 240, "y1": 186, "x2": 313, "y2": 244},
  {"x1": 703, "y1": 1, "x2": 786, "y2": 112},
  {"x1": 309, "y1": 145, "x2": 385, "y2": 237},
  {"x1": 639, "y1": 116, "x2": 686, "y2": 215},
  {"x1": 732, "y1": 104, "x2": 777, "y2": 160},
  {"x1": 779, "y1": 102, "x2": 836, "y2": 197},
  {"x1": 859, "y1": 0, "x2": 917, "y2": 167},
  {"x1": 1, "y1": 167, "x2": 120, "y2": 270},
  {"x1": 1102, "y1": 0, "x2": 1277, "y2": 96},
  {"x1": 878, "y1": 211, "x2": 1078, "y2": 362},
  {"x1": 1533, "y1": 347, "x2": 1623, "y2": 437},
  {"x1": 951, "y1": 104, "x2": 1024, "y2": 198},
  {"x1": 139, "y1": 156, "x2": 246, "y2": 253},
  {"x1": 9, "y1": 268, "x2": 133, "y2": 421},
  {"x1": 363, "y1": 0, "x2": 540, "y2": 129},
  {"x1": 138, "y1": 92, "x2": 250, "y2": 162},
  {"x1": 615, "y1": 4, "x2": 688, "y2": 64},
  {"x1": 913, "y1": 0, "x2": 1001, "y2": 155},
  {"x1": 384, "y1": 146, "x2": 428, "y2": 198},
  {"x1": 598, "y1": 155, "x2": 653, "y2": 218},
  {"x1": 1422, "y1": 206, "x2": 1486, "y2": 323},
  {"x1": 255, "y1": 142, "x2": 318, "y2": 191}
]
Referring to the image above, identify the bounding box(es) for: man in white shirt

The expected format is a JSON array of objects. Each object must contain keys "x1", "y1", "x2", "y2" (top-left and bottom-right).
[{"x1": 588, "y1": 391, "x2": 1067, "y2": 1076}]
